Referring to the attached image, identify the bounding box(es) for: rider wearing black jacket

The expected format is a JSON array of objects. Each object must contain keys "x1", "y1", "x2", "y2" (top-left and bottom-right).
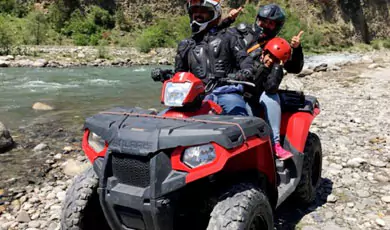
[
  {"x1": 153, "y1": 0, "x2": 253, "y2": 116},
  {"x1": 223, "y1": 4, "x2": 304, "y2": 74}
]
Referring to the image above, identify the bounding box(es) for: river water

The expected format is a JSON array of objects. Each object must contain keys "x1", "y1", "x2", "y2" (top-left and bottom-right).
[
  {"x1": 0, "y1": 66, "x2": 171, "y2": 129},
  {"x1": 0, "y1": 52, "x2": 362, "y2": 129}
]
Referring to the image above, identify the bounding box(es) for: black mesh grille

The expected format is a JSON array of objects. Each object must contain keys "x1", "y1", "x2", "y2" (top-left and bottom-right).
[{"x1": 111, "y1": 154, "x2": 150, "y2": 188}]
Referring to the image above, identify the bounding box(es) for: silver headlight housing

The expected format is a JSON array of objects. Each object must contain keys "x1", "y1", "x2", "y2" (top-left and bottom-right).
[
  {"x1": 164, "y1": 82, "x2": 192, "y2": 107},
  {"x1": 87, "y1": 132, "x2": 105, "y2": 152},
  {"x1": 182, "y1": 144, "x2": 216, "y2": 168}
]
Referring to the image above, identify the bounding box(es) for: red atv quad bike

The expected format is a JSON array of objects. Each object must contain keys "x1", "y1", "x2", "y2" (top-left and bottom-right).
[{"x1": 61, "y1": 71, "x2": 322, "y2": 230}]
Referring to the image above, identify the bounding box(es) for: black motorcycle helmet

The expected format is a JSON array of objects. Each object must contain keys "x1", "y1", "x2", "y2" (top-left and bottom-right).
[{"x1": 254, "y1": 4, "x2": 286, "y2": 43}]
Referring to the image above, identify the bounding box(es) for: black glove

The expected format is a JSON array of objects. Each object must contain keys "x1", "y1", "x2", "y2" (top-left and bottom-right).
[
  {"x1": 151, "y1": 68, "x2": 163, "y2": 82},
  {"x1": 233, "y1": 69, "x2": 253, "y2": 81},
  {"x1": 151, "y1": 68, "x2": 174, "y2": 82}
]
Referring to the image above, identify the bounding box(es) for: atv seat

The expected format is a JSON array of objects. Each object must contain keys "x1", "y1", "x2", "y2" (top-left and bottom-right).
[{"x1": 279, "y1": 90, "x2": 319, "y2": 115}]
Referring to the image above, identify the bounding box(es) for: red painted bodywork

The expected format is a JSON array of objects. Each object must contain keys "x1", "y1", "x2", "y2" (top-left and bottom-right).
[
  {"x1": 163, "y1": 100, "x2": 222, "y2": 118},
  {"x1": 82, "y1": 69, "x2": 320, "y2": 192},
  {"x1": 82, "y1": 129, "x2": 108, "y2": 163},
  {"x1": 280, "y1": 111, "x2": 318, "y2": 153},
  {"x1": 171, "y1": 137, "x2": 276, "y2": 185},
  {"x1": 161, "y1": 72, "x2": 205, "y2": 106}
]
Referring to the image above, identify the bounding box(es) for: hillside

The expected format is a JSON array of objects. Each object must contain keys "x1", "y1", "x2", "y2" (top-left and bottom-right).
[{"x1": 0, "y1": 0, "x2": 389, "y2": 53}]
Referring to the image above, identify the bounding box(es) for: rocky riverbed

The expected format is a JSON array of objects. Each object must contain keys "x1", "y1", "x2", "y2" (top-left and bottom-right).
[
  {"x1": 0, "y1": 50, "x2": 390, "y2": 230},
  {"x1": 0, "y1": 46, "x2": 175, "y2": 68}
]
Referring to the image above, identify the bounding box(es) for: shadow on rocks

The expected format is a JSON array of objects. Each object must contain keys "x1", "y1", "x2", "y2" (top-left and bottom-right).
[{"x1": 274, "y1": 177, "x2": 334, "y2": 230}]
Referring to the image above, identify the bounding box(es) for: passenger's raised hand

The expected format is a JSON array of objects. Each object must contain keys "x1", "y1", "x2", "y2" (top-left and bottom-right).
[
  {"x1": 291, "y1": 30, "x2": 304, "y2": 48},
  {"x1": 228, "y1": 7, "x2": 243, "y2": 20}
]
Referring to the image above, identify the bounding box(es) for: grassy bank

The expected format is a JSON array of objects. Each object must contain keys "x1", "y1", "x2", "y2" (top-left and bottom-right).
[{"x1": 1, "y1": 0, "x2": 389, "y2": 56}]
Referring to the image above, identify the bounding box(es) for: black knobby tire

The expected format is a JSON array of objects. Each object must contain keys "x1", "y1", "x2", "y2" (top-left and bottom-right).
[
  {"x1": 291, "y1": 132, "x2": 323, "y2": 205},
  {"x1": 207, "y1": 183, "x2": 274, "y2": 230},
  {"x1": 61, "y1": 166, "x2": 111, "y2": 230}
]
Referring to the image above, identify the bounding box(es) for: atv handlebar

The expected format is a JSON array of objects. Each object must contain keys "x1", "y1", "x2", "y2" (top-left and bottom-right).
[
  {"x1": 222, "y1": 75, "x2": 256, "y2": 88},
  {"x1": 151, "y1": 69, "x2": 256, "y2": 88}
]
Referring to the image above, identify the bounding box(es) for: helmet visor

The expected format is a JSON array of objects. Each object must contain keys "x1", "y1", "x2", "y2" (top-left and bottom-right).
[{"x1": 188, "y1": 5, "x2": 215, "y2": 23}]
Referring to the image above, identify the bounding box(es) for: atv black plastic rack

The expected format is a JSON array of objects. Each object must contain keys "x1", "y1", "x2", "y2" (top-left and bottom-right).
[{"x1": 83, "y1": 107, "x2": 271, "y2": 156}]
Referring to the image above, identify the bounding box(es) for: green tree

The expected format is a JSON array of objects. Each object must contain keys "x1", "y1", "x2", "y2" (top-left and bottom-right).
[
  {"x1": 0, "y1": 0, "x2": 31, "y2": 17},
  {"x1": 26, "y1": 11, "x2": 49, "y2": 45},
  {"x1": 0, "y1": 19, "x2": 13, "y2": 55}
]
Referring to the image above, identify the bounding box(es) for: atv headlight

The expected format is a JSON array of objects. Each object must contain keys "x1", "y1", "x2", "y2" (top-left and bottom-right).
[
  {"x1": 182, "y1": 144, "x2": 216, "y2": 168},
  {"x1": 164, "y1": 82, "x2": 192, "y2": 107},
  {"x1": 88, "y1": 132, "x2": 105, "y2": 152}
]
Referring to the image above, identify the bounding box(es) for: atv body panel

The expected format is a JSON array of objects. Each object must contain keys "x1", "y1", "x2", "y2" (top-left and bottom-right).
[
  {"x1": 79, "y1": 90, "x2": 320, "y2": 230},
  {"x1": 84, "y1": 107, "x2": 277, "y2": 230}
]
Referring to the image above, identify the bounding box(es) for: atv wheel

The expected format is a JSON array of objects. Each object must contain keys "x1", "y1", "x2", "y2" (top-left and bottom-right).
[
  {"x1": 61, "y1": 166, "x2": 111, "y2": 230},
  {"x1": 207, "y1": 183, "x2": 273, "y2": 230},
  {"x1": 291, "y1": 132, "x2": 322, "y2": 205}
]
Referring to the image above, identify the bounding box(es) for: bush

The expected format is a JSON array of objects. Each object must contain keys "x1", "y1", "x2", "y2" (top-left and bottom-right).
[
  {"x1": 115, "y1": 6, "x2": 133, "y2": 32},
  {"x1": 232, "y1": 4, "x2": 257, "y2": 26},
  {"x1": 63, "y1": 6, "x2": 115, "y2": 46},
  {"x1": 135, "y1": 19, "x2": 175, "y2": 52},
  {"x1": 0, "y1": 19, "x2": 13, "y2": 55},
  {"x1": 97, "y1": 40, "x2": 109, "y2": 59},
  {"x1": 383, "y1": 39, "x2": 390, "y2": 49},
  {"x1": 0, "y1": 0, "x2": 31, "y2": 17},
  {"x1": 25, "y1": 11, "x2": 50, "y2": 45},
  {"x1": 139, "y1": 6, "x2": 153, "y2": 23},
  {"x1": 135, "y1": 16, "x2": 191, "y2": 53},
  {"x1": 88, "y1": 6, "x2": 115, "y2": 29}
]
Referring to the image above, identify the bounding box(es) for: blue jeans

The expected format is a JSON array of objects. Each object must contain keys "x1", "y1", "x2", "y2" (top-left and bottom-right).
[
  {"x1": 246, "y1": 91, "x2": 281, "y2": 144},
  {"x1": 214, "y1": 93, "x2": 248, "y2": 116},
  {"x1": 205, "y1": 85, "x2": 248, "y2": 116}
]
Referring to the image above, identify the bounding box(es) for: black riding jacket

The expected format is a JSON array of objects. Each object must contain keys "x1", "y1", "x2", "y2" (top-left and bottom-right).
[
  {"x1": 174, "y1": 25, "x2": 253, "y2": 85},
  {"x1": 226, "y1": 22, "x2": 305, "y2": 74},
  {"x1": 244, "y1": 62, "x2": 284, "y2": 103}
]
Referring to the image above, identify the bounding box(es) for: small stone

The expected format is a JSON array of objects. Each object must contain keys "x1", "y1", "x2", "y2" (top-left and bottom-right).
[
  {"x1": 329, "y1": 65, "x2": 341, "y2": 71},
  {"x1": 297, "y1": 68, "x2": 314, "y2": 77},
  {"x1": 327, "y1": 194, "x2": 338, "y2": 203},
  {"x1": 56, "y1": 191, "x2": 66, "y2": 202},
  {"x1": 374, "y1": 174, "x2": 389, "y2": 182},
  {"x1": 17, "y1": 210, "x2": 31, "y2": 223},
  {"x1": 324, "y1": 211, "x2": 335, "y2": 220},
  {"x1": 0, "y1": 205, "x2": 5, "y2": 213},
  {"x1": 369, "y1": 159, "x2": 387, "y2": 167},
  {"x1": 0, "y1": 60, "x2": 10, "y2": 68},
  {"x1": 33, "y1": 143, "x2": 48, "y2": 152},
  {"x1": 32, "y1": 59, "x2": 48, "y2": 67},
  {"x1": 62, "y1": 159, "x2": 89, "y2": 177},
  {"x1": 313, "y1": 63, "x2": 328, "y2": 72},
  {"x1": 376, "y1": 218, "x2": 386, "y2": 227},
  {"x1": 28, "y1": 220, "x2": 41, "y2": 228},
  {"x1": 357, "y1": 190, "x2": 370, "y2": 198},
  {"x1": 30, "y1": 211, "x2": 40, "y2": 220},
  {"x1": 361, "y1": 55, "x2": 374, "y2": 64},
  {"x1": 63, "y1": 146, "x2": 74, "y2": 153},
  {"x1": 32, "y1": 102, "x2": 54, "y2": 111},
  {"x1": 346, "y1": 158, "x2": 366, "y2": 168},
  {"x1": 368, "y1": 63, "x2": 382, "y2": 69},
  {"x1": 381, "y1": 196, "x2": 390, "y2": 203},
  {"x1": 53, "y1": 153, "x2": 62, "y2": 160},
  {"x1": 77, "y1": 52, "x2": 85, "y2": 58},
  {"x1": 50, "y1": 205, "x2": 61, "y2": 211},
  {"x1": 347, "y1": 202, "x2": 354, "y2": 208},
  {"x1": 47, "y1": 222, "x2": 58, "y2": 230}
]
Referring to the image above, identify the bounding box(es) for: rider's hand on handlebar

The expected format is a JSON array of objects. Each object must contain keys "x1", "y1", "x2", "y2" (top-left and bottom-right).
[
  {"x1": 151, "y1": 68, "x2": 163, "y2": 82},
  {"x1": 232, "y1": 69, "x2": 253, "y2": 81}
]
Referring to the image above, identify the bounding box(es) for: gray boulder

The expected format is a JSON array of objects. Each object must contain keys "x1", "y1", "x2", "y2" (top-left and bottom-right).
[{"x1": 0, "y1": 122, "x2": 14, "y2": 153}]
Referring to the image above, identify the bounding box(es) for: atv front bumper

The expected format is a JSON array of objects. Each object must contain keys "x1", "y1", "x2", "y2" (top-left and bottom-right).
[{"x1": 93, "y1": 152, "x2": 187, "y2": 230}]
